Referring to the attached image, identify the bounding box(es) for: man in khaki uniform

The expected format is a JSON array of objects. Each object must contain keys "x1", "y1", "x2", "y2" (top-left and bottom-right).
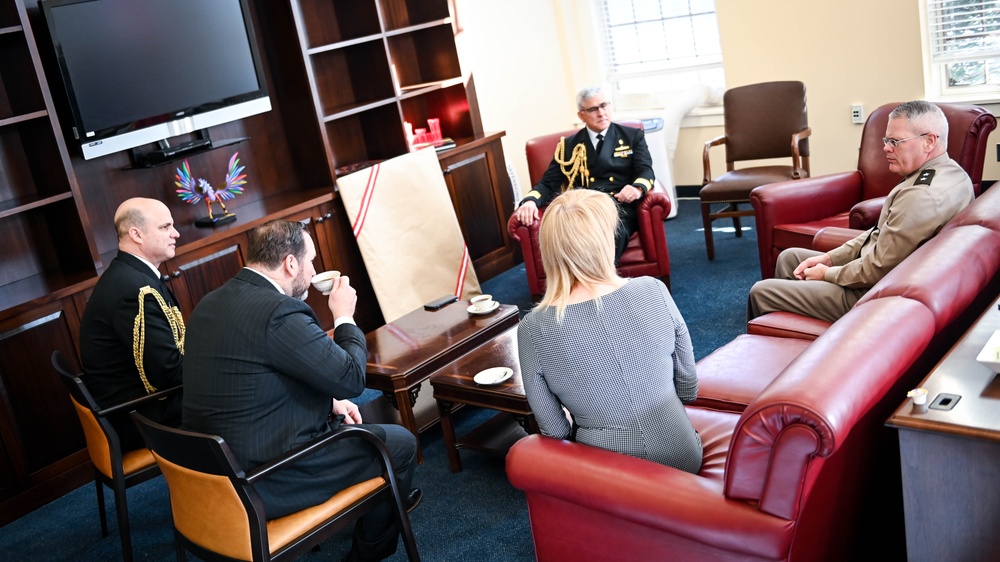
[{"x1": 748, "y1": 100, "x2": 974, "y2": 323}]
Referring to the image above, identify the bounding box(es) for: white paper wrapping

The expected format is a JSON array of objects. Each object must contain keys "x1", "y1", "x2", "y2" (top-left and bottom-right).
[{"x1": 336, "y1": 148, "x2": 481, "y2": 323}]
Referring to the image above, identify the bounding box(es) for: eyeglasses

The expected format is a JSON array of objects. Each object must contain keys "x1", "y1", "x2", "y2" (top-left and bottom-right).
[
  {"x1": 581, "y1": 101, "x2": 611, "y2": 114},
  {"x1": 882, "y1": 132, "x2": 931, "y2": 148}
]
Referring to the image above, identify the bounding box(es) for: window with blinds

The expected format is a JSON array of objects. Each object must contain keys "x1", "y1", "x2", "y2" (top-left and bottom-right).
[
  {"x1": 595, "y1": 0, "x2": 725, "y2": 94},
  {"x1": 926, "y1": 0, "x2": 1000, "y2": 92}
]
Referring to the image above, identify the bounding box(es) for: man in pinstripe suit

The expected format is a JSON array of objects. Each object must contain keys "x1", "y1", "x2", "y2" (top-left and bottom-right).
[{"x1": 182, "y1": 220, "x2": 418, "y2": 562}]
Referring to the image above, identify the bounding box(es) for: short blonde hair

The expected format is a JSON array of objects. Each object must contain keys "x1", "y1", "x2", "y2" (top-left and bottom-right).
[{"x1": 537, "y1": 189, "x2": 620, "y2": 320}]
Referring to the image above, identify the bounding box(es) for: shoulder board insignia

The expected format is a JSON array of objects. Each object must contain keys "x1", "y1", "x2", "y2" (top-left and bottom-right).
[{"x1": 915, "y1": 168, "x2": 935, "y2": 186}]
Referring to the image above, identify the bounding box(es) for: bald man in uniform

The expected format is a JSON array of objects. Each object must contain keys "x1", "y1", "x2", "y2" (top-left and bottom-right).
[
  {"x1": 80, "y1": 197, "x2": 184, "y2": 450},
  {"x1": 748, "y1": 100, "x2": 974, "y2": 323}
]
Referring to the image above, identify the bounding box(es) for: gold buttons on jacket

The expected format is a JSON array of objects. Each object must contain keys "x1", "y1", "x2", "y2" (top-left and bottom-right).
[{"x1": 609, "y1": 177, "x2": 614, "y2": 182}]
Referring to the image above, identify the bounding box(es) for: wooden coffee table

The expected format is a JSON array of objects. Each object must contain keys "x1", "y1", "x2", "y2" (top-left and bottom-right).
[
  {"x1": 429, "y1": 326, "x2": 538, "y2": 472},
  {"x1": 346, "y1": 300, "x2": 518, "y2": 461}
]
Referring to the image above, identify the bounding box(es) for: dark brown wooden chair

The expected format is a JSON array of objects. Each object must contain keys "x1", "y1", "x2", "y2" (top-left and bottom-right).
[
  {"x1": 52, "y1": 350, "x2": 179, "y2": 562},
  {"x1": 700, "y1": 81, "x2": 811, "y2": 260},
  {"x1": 131, "y1": 413, "x2": 420, "y2": 562}
]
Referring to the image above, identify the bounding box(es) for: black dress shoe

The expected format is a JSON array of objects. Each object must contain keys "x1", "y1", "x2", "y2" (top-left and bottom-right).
[{"x1": 405, "y1": 487, "x2": 423, "y2": 513}]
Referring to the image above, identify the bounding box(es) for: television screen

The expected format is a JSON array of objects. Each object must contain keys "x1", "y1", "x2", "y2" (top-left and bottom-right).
[{"x1": 41, "y1": 0, "x2": 271, "y2": 160}]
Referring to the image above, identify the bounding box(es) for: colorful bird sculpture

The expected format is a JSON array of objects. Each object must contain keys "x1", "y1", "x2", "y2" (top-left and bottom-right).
[{"x1": 175, "y1": 153, "x2": 247, "y2": 221}]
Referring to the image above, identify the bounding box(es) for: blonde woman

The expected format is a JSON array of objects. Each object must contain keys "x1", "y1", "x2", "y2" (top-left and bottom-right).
[{"x1": 517, "y1": 189, "x2": 702, "y2": 472}]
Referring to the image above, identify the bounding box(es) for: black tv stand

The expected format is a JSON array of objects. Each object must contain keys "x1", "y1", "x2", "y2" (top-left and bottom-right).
[
  {"x1": 125, "y1": 129, "x2": 248, "y2": 169},
  {"x1": 152, "y1": 138, "x2": 212, "y2": 160}
]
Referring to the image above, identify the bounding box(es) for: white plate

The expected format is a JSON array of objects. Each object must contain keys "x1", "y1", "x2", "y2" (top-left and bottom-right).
[
  {"x1": 474, "y1": 367, "x2": 513, "y2": 385},
  {"x1": 467, "y1": 301, "x2": 500, "y2": 315}
]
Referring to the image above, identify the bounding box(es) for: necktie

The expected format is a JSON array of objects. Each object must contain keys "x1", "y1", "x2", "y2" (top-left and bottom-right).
[{"x1": 595, "y1": 133, "x2": 604, "y2": 154}]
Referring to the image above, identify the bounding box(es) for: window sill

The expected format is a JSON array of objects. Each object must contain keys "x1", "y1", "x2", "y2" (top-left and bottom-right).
[
  {"x1": 681, "y1": 105, "x2": 724, "y2": 128},
  {"x1": 928, "y1": 87, "x2": 1000, "y2": 106}
]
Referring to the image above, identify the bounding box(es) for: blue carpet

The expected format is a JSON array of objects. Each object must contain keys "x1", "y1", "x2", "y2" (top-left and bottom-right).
[{"x1": 0, "y1": 198, "x2": 760, "y2": 561}]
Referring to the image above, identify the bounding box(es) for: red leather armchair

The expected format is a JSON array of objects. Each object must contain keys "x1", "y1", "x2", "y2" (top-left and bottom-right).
[
  {"x1": 752, "y1": 102, "x2": 996, "y2": 279},
  {"x1": 508, "y1": 121, "x2": 672, "y2": 299},
  {"x1": 508, "y1": 295, "x2": 936, "y2": 561}
]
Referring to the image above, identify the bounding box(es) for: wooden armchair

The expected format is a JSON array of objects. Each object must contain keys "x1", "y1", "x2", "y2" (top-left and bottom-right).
[
  {"x1": 132, "y1": 414, "x2": 420, "y2": 562},
  {"x1": 700, "y1": 81, "x2": 811, "y2": 260},
  {"x1": 508, "y1": 120, "x2": 672, "y2": 299},
  {"x1": 52, "y1": 350, "x2": 180, "y2": 562}
]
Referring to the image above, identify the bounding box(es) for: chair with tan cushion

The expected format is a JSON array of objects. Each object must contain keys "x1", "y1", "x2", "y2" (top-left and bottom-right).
[
  {"x1": 131, "y1": 413, "x2": 420, "y2": 562},
  {"x1": 52, "y1": 349, "x2": 178, "y2": 562}
]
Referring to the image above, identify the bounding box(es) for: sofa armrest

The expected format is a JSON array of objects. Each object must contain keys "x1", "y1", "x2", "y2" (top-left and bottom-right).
[
  {"x1": 751, "y1": 171, "x2": 863, "y2": 229},
  {"x1": 507, "y1": 434, "x2": 793, "y2": 559},
  {"x1": 812, "y1": 226, "x2": 864, "y2": 253},
  {"x1": 752, "y1": 171, "x2": 865, "y2": 281},
  {"x1": 507, "y1": 210, "x2": 545, "y2": 297},
  {"x1": 726, "y1": 298, "x2": 936, "y2": 516},
  {"x1": 849, "y1": 196, "x2": 886, "y2": 230},
  {"x1": 636, "y1": 191, "x2": 670, "y2": 262}
]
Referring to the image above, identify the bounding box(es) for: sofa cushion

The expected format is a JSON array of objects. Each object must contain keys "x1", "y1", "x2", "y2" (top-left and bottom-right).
[
  {"x1": 747, "y1": 312, "x2": 831, "y2": 340},
  {"x1": 694, "y1": 334, "x2": 812, "y2": 412},
  {"x1": 687, "y1": 406, "x2": 736, "y2": 481}
]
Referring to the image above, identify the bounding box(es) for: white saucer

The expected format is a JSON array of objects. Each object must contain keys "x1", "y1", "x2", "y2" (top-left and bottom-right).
[
  {"x1": 467, "y1": 301, "x2": 500, "y2": 315},
  {"x1": 474, "y1": 367, "x2": 513, "y2": 385}
]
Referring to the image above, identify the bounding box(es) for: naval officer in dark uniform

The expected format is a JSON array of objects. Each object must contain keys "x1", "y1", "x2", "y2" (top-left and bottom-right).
[
  {"x1": 80, "y1": 197, "x2": 185, "y2": 450},
  {"x1": 514, "y1": 86, "x2": 655, "y2": 261}
]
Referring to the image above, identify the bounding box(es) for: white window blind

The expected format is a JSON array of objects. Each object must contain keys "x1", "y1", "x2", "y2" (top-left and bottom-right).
[
  {"x1": 927, "y1": 0, "x2": 1000, "y2": 64},
  {"x1": 596, "y1": 0, "x2": 724, "y2": 94}
]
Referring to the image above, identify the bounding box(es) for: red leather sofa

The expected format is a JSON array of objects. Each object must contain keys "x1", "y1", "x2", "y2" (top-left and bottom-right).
[{"x1": 506, "y1": 182, "x2": 1000, "y2": 561}]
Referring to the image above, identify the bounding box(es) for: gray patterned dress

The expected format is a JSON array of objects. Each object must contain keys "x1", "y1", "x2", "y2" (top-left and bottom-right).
[{"x1": 517, "y1": 276, "x2": 702, "y2": 473}]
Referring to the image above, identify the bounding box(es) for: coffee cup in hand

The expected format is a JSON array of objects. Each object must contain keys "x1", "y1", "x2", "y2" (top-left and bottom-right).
[{"x1": 311, "y1": 270, "x2": 341, "y2": 295}]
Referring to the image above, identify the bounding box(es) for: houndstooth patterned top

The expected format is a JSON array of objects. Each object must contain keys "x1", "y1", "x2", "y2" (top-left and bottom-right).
[{"x1": 517, "y1": 276, "x2": 702, "y2": 473}]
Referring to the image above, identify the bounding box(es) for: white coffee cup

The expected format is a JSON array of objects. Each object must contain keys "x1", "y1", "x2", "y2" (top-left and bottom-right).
[
  {"x1": 311, "y1": 270, "x2": 341, "y2": 295},
  {"x1": 470, "y1": 294, "x2": 495, "y2": 312}
]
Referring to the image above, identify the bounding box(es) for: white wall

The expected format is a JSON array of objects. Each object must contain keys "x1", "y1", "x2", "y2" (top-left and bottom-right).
[{"x1": 453, "y1": 0, "x2": 578, "y2": 201}]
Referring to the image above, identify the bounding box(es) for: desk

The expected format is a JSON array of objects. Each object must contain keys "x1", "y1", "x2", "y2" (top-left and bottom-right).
[
  {"x1": 352, "y1": 300, "x2": 518, "y2": 459},
  {"x1": 429, "y1": 327, "x2": 537, "y2": 472},
  {"x1": 887, "y1": 296, "x2": 1000, "y2": 562}
]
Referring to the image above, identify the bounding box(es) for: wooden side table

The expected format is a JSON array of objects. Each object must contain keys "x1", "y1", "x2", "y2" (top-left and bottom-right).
[
  {"x1": 887, "y1": 295, "x2": 1000, "y2": 562},
  {"x1": 349, "y1": 300, "x2": 518, "y2": 461},
  {"x1": 429, "y1": 327, "x2": 538, "y2": 472}
]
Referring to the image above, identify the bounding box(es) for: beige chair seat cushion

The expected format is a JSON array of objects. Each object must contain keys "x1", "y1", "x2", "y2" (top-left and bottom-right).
[
  {"x1": 700, "y1": 166, "x2": 802, "y2": 202},
  {"x1": 120, "y1": 448, "x2": 157, "y2": 476},
  {"x1": 266, "y1": 477, "x2": 386, "y2": 553}
]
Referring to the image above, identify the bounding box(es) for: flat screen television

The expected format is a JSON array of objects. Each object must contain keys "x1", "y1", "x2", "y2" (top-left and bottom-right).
[{"x1": 41, "y1": 0, "x2": 271, "y2": 161}]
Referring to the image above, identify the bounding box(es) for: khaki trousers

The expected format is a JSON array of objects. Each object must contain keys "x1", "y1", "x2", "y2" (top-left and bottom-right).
[{"x1": 747, "y1": 248, "x2": 867, "y2": 323}]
